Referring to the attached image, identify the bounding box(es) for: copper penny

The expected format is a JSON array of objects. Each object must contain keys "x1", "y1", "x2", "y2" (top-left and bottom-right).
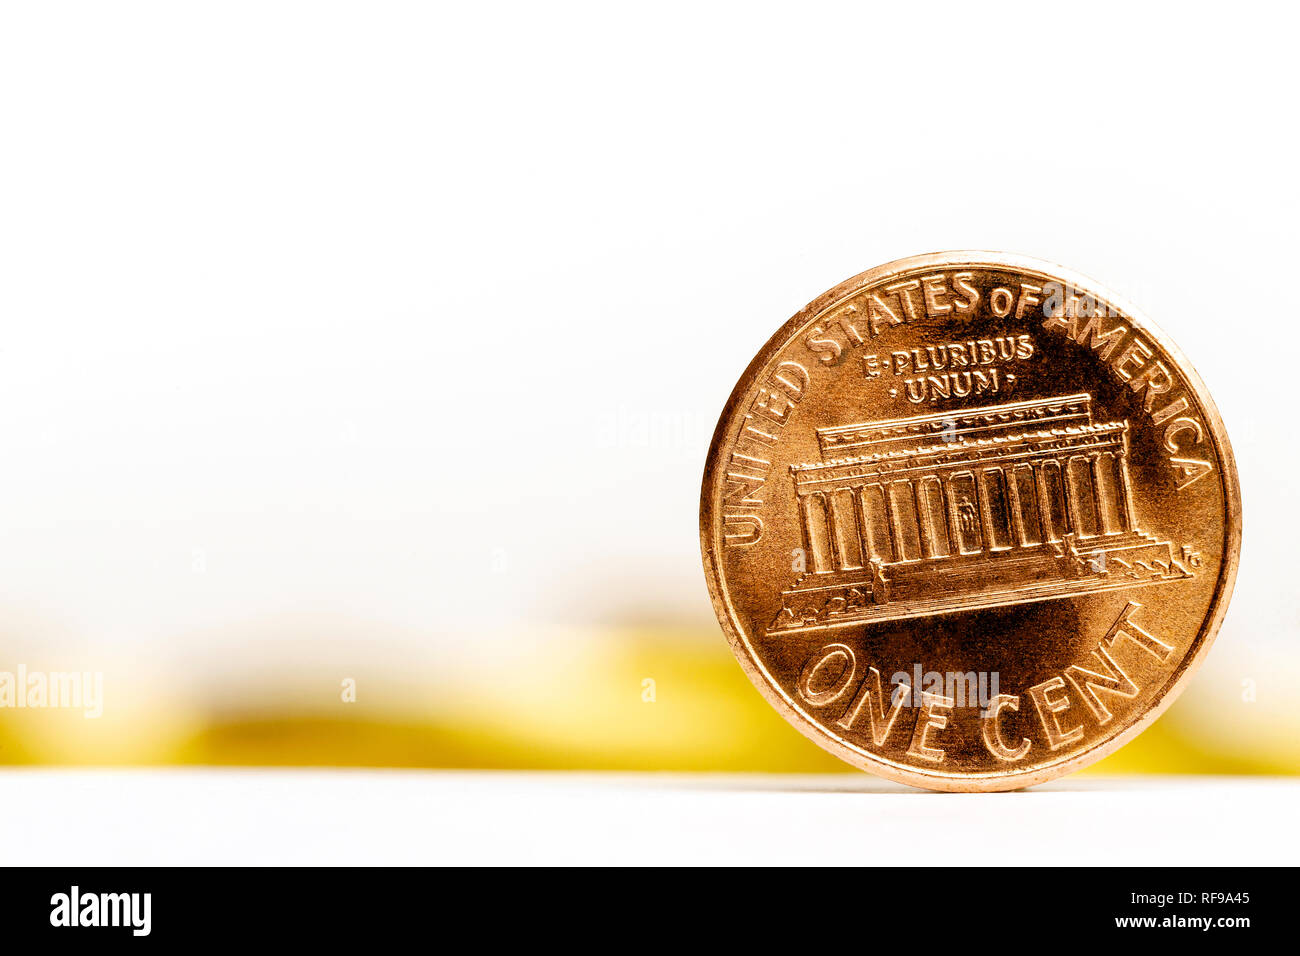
[{"x1": 700, "y1": 252, "x2": 1240, "y2": 791}]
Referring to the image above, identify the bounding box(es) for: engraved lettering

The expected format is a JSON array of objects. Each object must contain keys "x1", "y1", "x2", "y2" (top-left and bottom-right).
[
  {"x1": 982, "y1": 693, "x2": 1031, "y2": 761},
  {"x1": 1127, "y1": 358, "x2": 1175, "y2": 412},
  {"x1": 1169, "y1": 457, "x2": 1213, "y2": 491},
  {"x1": 1064, "y1": 645, "x2": 1139, "y2": 725},
  {"x1": 886, "y1": 280, "x2": 922, "y2": 321},
  {"x1": 723, "y1": 362, "x2": 810, "y2": 545},
  {"x1": 1102, "y1": 601, "x2": 1173, "y2": 662},
  {"x1": 1113, "y1": 338, "x2": 1154, "y2": 381},
  {"x1": 952, "y1": 272, "x2": 979, "y2": 312},
  {"x1": 906, "y1": 693, "x2": 954, "y2": 763},
  {"x1": 1038, "y1": 293, "x2": 1213, "y2": 495},
  {"x1": 796, "y1": 643, "x2": 857, "y2": 707},
  {"x1": 722, "y1": 512, "x2": 762, "y2": 546},
  {"x1": 771, "y1": 360, "x2": 809, "y2": 400},
  {"x1": 805, "y1": 324, "x2": 844, "y2": 366},
  {"x1": 921, "y1": 274, "x2": 952, "y2": 315},
  {"x1": 834, "y1": 665, "x2": 908, "y2": 746},
  {"x1": 749, "y1": 387, "x2": 794, "y2": 426},
  {"x1": 1162, "y1": 416, "x2": 1204, "y2": 453},
  {"x1": 1015, "y1": 282, "x2": 1042, "y2": 319},
  {"x1": 989, "y1": 287, "x2": 1014, "y2": 317},
  {"x1": 1027, "y1": 676, "x2": 1084, "y2": 750},
  {"x1": 867, "y1": 293, "x2": 903, "y2": 335}
]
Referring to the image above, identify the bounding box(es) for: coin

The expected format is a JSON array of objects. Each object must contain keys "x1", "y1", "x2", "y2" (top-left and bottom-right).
[{"x1": 700, "y1": 252, "x2": 1240, "y2": 791}]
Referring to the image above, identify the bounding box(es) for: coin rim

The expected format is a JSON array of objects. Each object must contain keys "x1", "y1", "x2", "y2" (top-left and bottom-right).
[{"x1": 699, "y1": 250, "x2": 1242, "y2": 792}]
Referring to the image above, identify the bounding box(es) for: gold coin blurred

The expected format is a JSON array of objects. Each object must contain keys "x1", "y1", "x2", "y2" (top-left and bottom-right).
[{"x1": 700, "y1": 252, "x2": 1240, "y2": 791}]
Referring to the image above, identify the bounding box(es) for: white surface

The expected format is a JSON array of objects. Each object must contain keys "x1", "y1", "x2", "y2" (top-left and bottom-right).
[
  {"x1": 0, "y1": 2, "x2": 1296, "y2": 673},
  {"x1": 2, "y1": 769, "x2": 1294, "y2": 865}
]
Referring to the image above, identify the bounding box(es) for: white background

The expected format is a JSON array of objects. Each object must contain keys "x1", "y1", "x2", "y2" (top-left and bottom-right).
[
  {"x1": 3, "y1": 770, "x2": 1296, "y2": 865},
  {"x1": 0, "y1": 3, "x2": 1296, "y2": 774}
]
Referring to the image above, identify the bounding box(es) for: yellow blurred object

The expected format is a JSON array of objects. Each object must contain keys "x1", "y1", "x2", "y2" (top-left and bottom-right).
[{"x1": 0, "y1": 627, "x2": 1294, "y2": 776}]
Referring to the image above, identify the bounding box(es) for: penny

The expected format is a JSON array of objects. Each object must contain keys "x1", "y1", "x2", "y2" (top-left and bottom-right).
[{"x1": 700, "y1": 252, "x2": 1240, "y2": 791}]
